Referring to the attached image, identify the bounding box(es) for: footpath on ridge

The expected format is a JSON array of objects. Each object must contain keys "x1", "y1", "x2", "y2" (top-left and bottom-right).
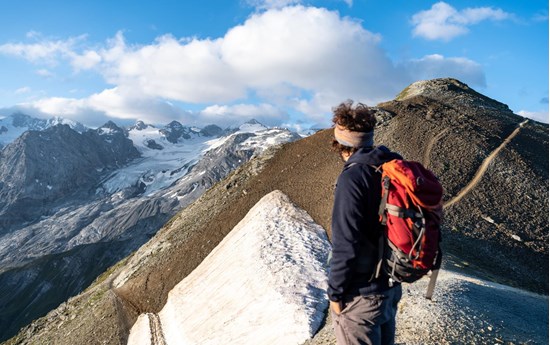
[{"x1": 443, "y1": 119, "x2": 529, "y2": 209}]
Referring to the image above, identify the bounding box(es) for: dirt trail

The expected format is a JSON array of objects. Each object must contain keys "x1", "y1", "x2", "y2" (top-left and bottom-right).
[
  {"x1": 423, "y1": 128, "x2": 450, "y2": 168},
  {"x1": 444, "y1": 120, "x2": 529, "y2": 209},
  {"x1": 148, "y1": 313, "x2": 167, "y2": 345}
]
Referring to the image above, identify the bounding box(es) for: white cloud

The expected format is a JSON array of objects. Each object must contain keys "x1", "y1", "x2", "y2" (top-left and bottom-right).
[
  {"x1": 70, "y1": 50, "x2": 102, "y2": 71},
  {"x1": 88, "y1": 87, "x2": 192, "y2": 123},
  {"x1": 103, "y1": 34, "x2": 243, "y2": 103},
  {"x1": 246, "y1": 0, "x2": 302, "y2": 10},
  {"x1": 404, "y1": 54, "x2": 486, "y2": 87},
  {"x1": 36, "y1": 69, "x2": 55, "y2": 78},
  {"x1": 15, "y1": 87, "x2": 31, "y2": 95},
  {"x1": 0, "y1": 34, "x2": 88, "y2": 66},
  {"x1": 517, "y1": 110, "x2": 549, "y2": 123},
  {"x1": 17, "y1": 87, "x2": 193, "y2": 127},
  {"x1": 412, "y1": 2, "x2": 511, "y2": 41},
  {"x1": 1, "y1": 6, "x2": 489, "y2": 129},
  {"x1": 30, "y1": 6, "x2": 403, "y2": 126},
  {"x1": 25, "y1": 31, "x2": 43, "y2": 39},
  {"x1": 200, "y1": 103, "x2": 287, "y2": 127},
  {"x1": 459, "y1": 7, "x2": 509, "y2": 24},
  {"x1": 218, "y1": 6, "x2": 400, "y2": 107},
  {"x1": 95, "y1": 6, "x2": 392, "y2": 107}
]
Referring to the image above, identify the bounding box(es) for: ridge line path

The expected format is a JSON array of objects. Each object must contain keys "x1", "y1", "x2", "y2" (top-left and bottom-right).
[
  {"x1": 148, "y1": 312, "x2": 167, "y2": 345},
  {"x1": 444, "y1": 119, "x2": 529, "y2": 209},
  {"x1": 423, "y1": 128, "x2": 450, "y2": 168}
]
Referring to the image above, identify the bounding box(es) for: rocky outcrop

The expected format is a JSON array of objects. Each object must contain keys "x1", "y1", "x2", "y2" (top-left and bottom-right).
[
  {"x1": 199, "y1": 124, "x2": 223, "y2": 137},
  {"x1": 159, "y1": 121, "x2": 193, "y2": 142}
]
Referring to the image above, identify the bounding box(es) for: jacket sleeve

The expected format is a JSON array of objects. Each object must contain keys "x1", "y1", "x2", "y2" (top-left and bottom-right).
[{"x1": 327, "y1": 166, "x2": 372, "y2": 302}]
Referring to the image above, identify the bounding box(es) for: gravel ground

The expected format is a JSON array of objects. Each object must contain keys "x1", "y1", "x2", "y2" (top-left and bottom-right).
[{"x1": 303, "y1": 262, "x2": 549, "y2": 345}]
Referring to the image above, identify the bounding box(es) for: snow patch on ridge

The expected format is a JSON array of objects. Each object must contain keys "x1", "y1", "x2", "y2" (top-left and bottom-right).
[{"x1": 127, "y1": 190, "x2": 331, "y2": 345}]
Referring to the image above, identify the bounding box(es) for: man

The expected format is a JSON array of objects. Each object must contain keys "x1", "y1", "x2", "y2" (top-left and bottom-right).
[{"x1": 328, "y1": 100, "x2": 403, "y2": 345}]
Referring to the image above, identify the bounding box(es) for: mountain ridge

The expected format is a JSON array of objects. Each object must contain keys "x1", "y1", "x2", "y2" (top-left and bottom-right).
[
  {"x1": 0, "y1": 118, "x2": 300, "y2": 342},
  {"x1": 127, "y1": 190, "x2": 330, "y2": 345},
  {"x1": 0, "y1": 123, "x2": 140, "y2": 232},
  {"x1": 3, "y1": 78, "x2": 548, "y2": 345}
]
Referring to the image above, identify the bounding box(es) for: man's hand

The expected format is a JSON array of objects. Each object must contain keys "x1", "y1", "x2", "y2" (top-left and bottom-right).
[{"x1": 330, "y1": 300, "x2": 343, "y2": 315}]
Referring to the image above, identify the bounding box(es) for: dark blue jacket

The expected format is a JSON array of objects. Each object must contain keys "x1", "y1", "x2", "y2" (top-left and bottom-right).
[{"x1": 327, "y1": 146, "x2": 402, "y2": 302}]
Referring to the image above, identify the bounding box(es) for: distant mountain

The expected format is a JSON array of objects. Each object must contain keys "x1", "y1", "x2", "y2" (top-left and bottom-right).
[
  {"x1": 0, "y1": 113, "x2": 87, "y2": 148},
  {"x1": 0, "y1": 122, "x2": 139, "y2": 232},
  {"x1": 0, "y1": 117, "x2": 300, "y2": 342},
  {"x1": 3, "y1": 79, "x2": 548, "y2": 345}
]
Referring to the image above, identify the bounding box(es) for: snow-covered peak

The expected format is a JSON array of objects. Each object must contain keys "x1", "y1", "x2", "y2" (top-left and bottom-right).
[
  {"x1": 130, "y1": 120, "x2": 154, "y2": 131},
  {"x1": 127, "y1": 190, "x2": 331, "y2": 345},
  {"x1": 165, "y1": 120, "x2": 184, "y2": 131},
  {"x1": 44, "y1": 116, "x2": 87, "y2": 132},
  {"x1": 222, "y1": 119, "x2": 268, "y2": 135},
  {"x1": 160, "y1": 121, "x2": 197, "y2": 143},
  {"x1": 237, "y1": 119, "x2": 268, "y2": 133},
  {"x1": 237, "y1": 128, "x2": 301, "y2": 153},
  {"x1": 0, "y1": 113, "x2": 88, "y2": 147},
  {"x1": 97, "y1": 121, "x2": 123, "y2": 136}
]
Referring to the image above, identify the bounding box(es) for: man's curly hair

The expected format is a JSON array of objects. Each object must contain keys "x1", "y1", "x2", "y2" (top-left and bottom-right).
[{"x1": 332, "y1": 100, "x2": 377, "y2": 155}]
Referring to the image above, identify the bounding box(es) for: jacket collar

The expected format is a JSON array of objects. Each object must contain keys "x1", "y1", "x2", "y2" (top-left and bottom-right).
[{"x1": 344, "y1": 145, "x2": 402, "y2": 168}]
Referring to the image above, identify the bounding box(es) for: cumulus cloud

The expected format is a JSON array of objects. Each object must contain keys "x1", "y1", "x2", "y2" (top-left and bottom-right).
[
  {"x1": 15, "y1": 6, "x2": 409, "y2": 127},
  {"x1": 404, "y1": 54, "x2": 486, "y2": 87},
  {"x1": 0, "y1": 34, "x2": 88, "y2": 66},
  {"x1": 91, "y1": 7, "x2": 399, "y2": 107},
  {"x1": 16, "y1": 87, "x2": 193, "y2": 127},
  {"x1": 70, "y1": 50, "x2": 102, "y2": 71},
  {"x1": 1, "y1": 6, "x2": 489, "y2": 129},
  {"x1": 412, "y1": 2, "x2": 511, "y2": 41}
]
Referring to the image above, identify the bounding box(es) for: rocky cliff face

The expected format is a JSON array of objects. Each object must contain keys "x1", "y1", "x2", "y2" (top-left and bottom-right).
[{"x1": 3, "y1": 78, "x2": 548, "y2": 345}]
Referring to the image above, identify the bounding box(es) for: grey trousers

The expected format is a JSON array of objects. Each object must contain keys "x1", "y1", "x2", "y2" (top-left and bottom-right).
[{"x1": 331, "y1": 285, "x2": 402, "y2": 345}]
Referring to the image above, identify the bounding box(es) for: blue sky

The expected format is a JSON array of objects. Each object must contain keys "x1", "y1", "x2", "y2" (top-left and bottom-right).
[{"x1": 0, "y1": 0, "x2": 547, "y2": 129}]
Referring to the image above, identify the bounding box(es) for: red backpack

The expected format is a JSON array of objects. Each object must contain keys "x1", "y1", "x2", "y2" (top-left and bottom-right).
[{"x1": 373, "y1": 159, "x2": 443, "y2": 299}]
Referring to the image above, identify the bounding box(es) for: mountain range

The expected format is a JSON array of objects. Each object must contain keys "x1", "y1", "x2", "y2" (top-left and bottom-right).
[
  {"x1": 0, "y1": 113, "x2": 87, "y2": 149},
  {"x1": 2, "y1": 78, "x2": 548, "y2": 344},
  {"x1": 0, "y1": 115, "x2": 301, "y2": 341}
]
